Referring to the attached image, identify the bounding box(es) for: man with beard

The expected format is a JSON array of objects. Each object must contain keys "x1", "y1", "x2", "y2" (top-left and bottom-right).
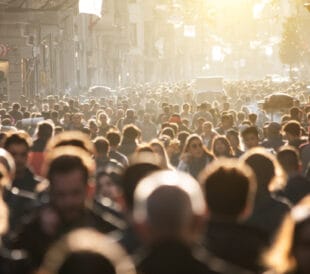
[{"x1": 11, "y1": 146, "x2": 117, "y2": 273}]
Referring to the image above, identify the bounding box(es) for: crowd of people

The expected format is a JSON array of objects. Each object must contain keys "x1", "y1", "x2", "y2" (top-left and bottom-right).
[{"x1": 0, "y1": 79, "x2": 309, "y2": 274}]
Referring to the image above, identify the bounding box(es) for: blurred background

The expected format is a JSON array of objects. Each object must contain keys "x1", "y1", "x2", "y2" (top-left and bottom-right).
[{"x1": 0, "y1": 0, "x2": 310, "y2": 101}]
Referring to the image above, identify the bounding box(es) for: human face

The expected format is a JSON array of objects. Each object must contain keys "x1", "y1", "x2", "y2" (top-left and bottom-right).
[
  {"x1": 97, "y1": 174, "x2": 119, "y2": 201},
  {"x1": 203, "y1": 123, "x2": 212, "y2": 135},
  {"x1": 242, "y1": 133, "x2": 259, "y2": 150},
  {"x1": 188, "y1": 139, "x2": 204, "y2": 158},
  {"x1": 50, "y1": 169, "x2": 87, "y2": 223},
  {"x1": 214, "y1": 140, "x2": 227, "y2": 156},
  {"x1": 6, "y1": 143, "x2": 28, "y2": 175},
  {"x1": 72, "y1": 114, "x2": 81, "y2": 126}
]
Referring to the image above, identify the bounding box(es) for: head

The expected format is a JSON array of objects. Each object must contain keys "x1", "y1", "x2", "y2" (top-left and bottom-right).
[
  {"x1": 202, "y1": 121, "x2": 213, "y2": 135},
  {"x1": 36, "y1": 121, "x2": 54, "y2": 140},
  {"x1": 241, "y1": 147, "x2": 285, "y2": 192},
  {"x1": 267, "y1": 122, "x2": 281, "y2": 138},
  {"x1": 150, "y1": 139, "x2": 172, "y2": 169},
  {"x1": 71, "y1": 113, "x2": 83, "y2": 127},
  {"x1": 277, "y1": 146, "x2": 301, "y2": 175},
  {"x1": 42, "y1": 146, "x2": 95, "y2": 223},
  {"x1": 106, "y1": 130, "x2": 121, "y2": 148},
  {"x1": 221, "y1": 114, "x2": 232, "y2": 129},
  {"x1": 95, "y1": 162, "x2": 124, "y2": 202},
  {"x1": 283, "y1": 121, "x2": 301, "y2": 142},
  {"x1": 38, "y1": 229, "x2": 136, "y2": 274},
  {"x1": 122, "y1": 124, "x2": 140, "y2": 142},
  {"x1": 134, "y1": 170, "x2": 206, "y2": 244},
  {"x1": 45, "y1": 131, "x2": 94, "y2": 156},
  {"x1": 4, "y1": 131, "x2": 32, "y2": 176},
  {"x1": 226, "y1": 129, "x2": 240, "y2": 150},
  {"x1": 241, "y1": 126, "x2": 259, "y2": 150},
  {"x1": 212, "y1": 136, "x2": 234, "y2": 158},
  {"x1": 183, "y1": 134, "x2": 207, "y2": 159},
  {"x1": 199, "y1": 159, "x2": 256, "y2": 222},
  {"x1": 93, "y1": 137, "x2": 110, "y2": 158}
]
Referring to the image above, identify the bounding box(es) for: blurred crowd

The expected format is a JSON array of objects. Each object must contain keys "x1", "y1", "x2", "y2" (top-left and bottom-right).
[{"x1": 0, "y1": 79, "x2": 309, "y2": 274}]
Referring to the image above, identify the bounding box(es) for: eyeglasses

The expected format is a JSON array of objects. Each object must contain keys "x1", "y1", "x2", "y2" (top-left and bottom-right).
[{"x1": 190, "y1": 143, "x2": 203, "y2": 149}]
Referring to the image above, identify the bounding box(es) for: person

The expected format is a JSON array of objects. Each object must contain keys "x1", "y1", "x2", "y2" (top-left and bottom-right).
[
  {"x1": 299, "y1": 134, "x2": 310, "y2": 174},
  {"x1": 150, "y1": 139, "x2": 174, "y2": 170},
  {"x1": 106, "y1": 130, "x2": 128, "y2": 167},
  {"x1": 133, "y1": 170, "x2": 218, "y2": 274},
  {"x1": 177, "y1": 134, "x2": 214, "y2": 179},
  {"x1": 93, "y1": 137, "x2": 111, "y2": 171},
  {"x1": 87, "y1": 119, "x2": 98, "y2": 140},
  {"x1": 94, "y1": 161, "x2": 125, "y2": 211},
  {"x1": 261, "y1": 122, "x2": 285, "y2": 152},
  {"x1": 28, "y1": 120, "x2": 54, "y2": 176},
  {"x1": 11, "y1": 146, "x2": 118, "y2": 271},
  {"x1": 192, "y1": 102, "x2": 213, "y2": 128},
  {"x1": 3, "y1": 131, "x2": 41, "y2": 230},
  {"x1": 69, "y1": 113, "x2": 85, "y2": 131},
  {"x1": 277, "y1": 146, "x2": 310, "y2": 205},
  {"x1": 119, "y1": 124, "x2": 141, "y2": 158},
  {"x1": 199, "y1": 159, "x2": 268, "y2": 272},
  {"x1": 211, "y1": 136, "x2": 234, "y2": 158},
  {"x1": 282, "y1": 121, "x2": 307, "y2": 150},
  {"x1": 241, "y1": 126, "x2": 260, "y2": 151},
  {"x1": 264, "y1": 196, "x2": 310, "y2": 274},
  {"x1": 37, "y1": 228, "x2": 136, "y2": 274},
  {"x1": 241, "y1": 148, "x2": 290, "y2": 240},
  {"x1": 201, "y1": 121, "x2": 217, "y2": 150},
  {"x1": 180, "y1": 103, "x2": 193, "y2": 124},
  {"x1": 45, "y1": 131, "x2": 95, "y2": 156},
  {"x1": 215, "y1": 114, "x2": 233, "y2": 135},
  {"x1": 9, "y1": 103, "x2": 23, "y2": 124},
  {"x1": 226, "y1": 129, "x2": 244, "y2": 157},
  {"x1": 97, "y1": 112, "x2": 112, "y2": 137}
]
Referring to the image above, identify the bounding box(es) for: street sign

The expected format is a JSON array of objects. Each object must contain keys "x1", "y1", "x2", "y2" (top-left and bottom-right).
[{"x1": 0, "y1": 44, "x2": 9, "y2": 58}]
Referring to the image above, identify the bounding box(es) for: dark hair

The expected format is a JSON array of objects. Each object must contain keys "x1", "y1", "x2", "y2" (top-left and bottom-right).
[
  {"x1": 47, "y1": 155, "x2": 89, "y2": 184},
  {"x1": 282, "y1": 121, "x2": 301, "y2": 137},
  {"x1": 94, "y1": 137, "x2": 110, "y2": 155},
  {"x1": 277, "y1": 146, "x2": 300, "y2": 172},
  {"x1": 122, "y1": 124, "x2": 140, "y2": 141},
  {"x1": 58, "y1": 251, "x2": 116, "y2": 274},
  {"x1": 244, "y1": 153, "x2": 275, "y2": 188},
  {"x1": 106, "y1": 131, "x2": 121, "y2": 147},
  {"x1": 4, "y1": 131, "x2": 32, "y2": 150},
  {"x1": 37, "y1": 121, "x2": 54, "y2": 140},
  {"x1": 241, "y1": 126, "x2": 259, "y2": 138},
  {"x1": 200, "y1": 160, "x2": 256, "y2": 219},
  {"x1": 289, "y1": 107, "x2": 300, "y2": 118},
  {"x1": 248, "y1": 113, "x2": 257, "y2": 123},
  {"x1": 212, "y1": 136, "x2": 234, "y2": 158}
]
